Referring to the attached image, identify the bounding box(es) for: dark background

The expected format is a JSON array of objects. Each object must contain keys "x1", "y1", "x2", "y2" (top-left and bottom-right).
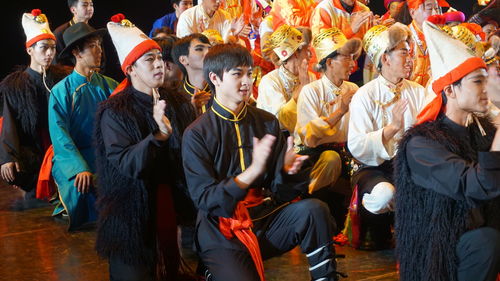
[{"x1": 2, "y1": 0, "x2": 474, "y2": 81}]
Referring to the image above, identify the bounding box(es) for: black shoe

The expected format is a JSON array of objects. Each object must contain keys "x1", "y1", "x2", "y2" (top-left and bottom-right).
[{"x1": 53, "y1": 212, "x2": 69, "y2": 223}]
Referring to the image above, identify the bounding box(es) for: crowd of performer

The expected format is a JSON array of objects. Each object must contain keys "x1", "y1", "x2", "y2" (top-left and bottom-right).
[{"x1": 1, "y1": 0, "x2": 500, "y2": 280}]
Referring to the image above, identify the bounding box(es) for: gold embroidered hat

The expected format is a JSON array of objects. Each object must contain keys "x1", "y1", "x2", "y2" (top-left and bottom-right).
[
  {"x1": 363, "y1": 23, "x2": 411, "y2": 67},
  {"x1": 263, "y1": 24, "x2": 306, "y2": 62},
  {"x1": 313, "y1": 27, "x2": 362, "y2": 63},
  {"x1": 442, "y1": 24, "x2": 485, "y2": 57},
  {"x1": 22, "y1": 9, "x2": 56, "y2": 48},
  {"x1": 202, "y1": 29, "x2": 224, "y2": 46}
]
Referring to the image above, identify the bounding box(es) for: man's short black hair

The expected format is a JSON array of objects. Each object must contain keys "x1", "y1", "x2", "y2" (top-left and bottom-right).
[
  {"x1": 317, "y1": 51, "x2": 339, "y2": 72},
  {"x1": 171, "y1": 0, "x2": 183, "y2": 6},
  {"x1": 172, "y1": 33, "x2": 210, "y2": 75},
  {"x1": 203, "y1": 43, "x2": 254, "y2": 93},
  {"x1": 68, "y1": 0, "x2": 79, "y2": 8},
  {"x1": 152, "y1": 27, "x2": 174, "y2": 38},
  {"x1": 154, "y1": 35, "x2": 179, "y2": 63}
]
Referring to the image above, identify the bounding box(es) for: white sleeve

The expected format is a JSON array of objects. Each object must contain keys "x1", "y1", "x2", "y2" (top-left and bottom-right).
[
  {"x1": 296, "y1": 85, "x2": 337, "y2": 148},
  {"x1": 348, "y1": 90, "x2": 392, "y2": 166},
  {"x1": 176, "y1": 11, "x2": 194, "y2": 38},
  {"x1": 257, "y1": 74, "x2": 287, "y2": 117}
]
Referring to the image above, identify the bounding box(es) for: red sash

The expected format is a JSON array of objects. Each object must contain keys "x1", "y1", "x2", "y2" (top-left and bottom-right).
[{"x1": 219, "y1": 188, "x2": 266, "y2": 281}]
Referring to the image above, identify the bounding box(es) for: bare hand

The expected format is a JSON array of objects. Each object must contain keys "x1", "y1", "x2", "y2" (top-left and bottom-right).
[
  {"x1": 74, "y1": 171, "x2": 93, "y2": 193},
  {"x1": 191, "y1": 89, "x2": 212, "y2": 111},
  {"x1": 251, "y1": 134, "x2": 276, "y2": 174},
  {"x1": 486, "y1": 65, "x2": 500, "y2": 108},
  {"x1": 231, "y1": 16, "x2": 246, "y2": 37},
  {"x1": 238, "y1": 24, "x2": 252, "y2": 38},
  {"x1": 283, "y1": 136, "x2": 308, "y2": 175},
  {"x1": 153, "y1": 100, "x2": 173, "y2": 139},
  {"x1": 351, "y1": 11, "x2": 372, "y2": 34},
  {"x1": 293, "y1": 59, "x2": 310, "y2": 101},
  {"x1": 338, "y1": 88, "x2": 356, "y2": 113},
  {"x1": 1, "y1": 162, "x2": 20, "y2": 183},
  {"x1": 390, "y1": 98, "x2": 408, "y2": 131},
  {"x1": 381, "y1": 18, "x2": 395, "y2": 26}
]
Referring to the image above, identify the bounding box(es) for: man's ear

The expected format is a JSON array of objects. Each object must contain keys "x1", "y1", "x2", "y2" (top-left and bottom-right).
[
  {"x1": 26, "y1": 46, "x2": 33, "y2": 56},
  {"x1": 173, "y1": 3, "x2": 179, "y2": 10},
  {"x1": 71, "y1": 48, "x2": 81, "y2": 60},
  {"x1": 409, "y1": 7, "x2": 417, "y2": 19},
  {"x1": 209, "y1": 72, "x2": 220, "y2": 88},
  {"x1": 179, "y1": 55, "x2": 189, "y2": 67},
  {"x1": 443, "y1": 84, "x2": 455, "y2": 99},
  {"x1": 381, "y1": 52, "x2": 390, "y2": 67},
  {"x1": 70, "y1": 6, "x2": 77, "y2": 16},
  {"x1": 125, "y1": 64, "x2": 134, "y2": 77}
]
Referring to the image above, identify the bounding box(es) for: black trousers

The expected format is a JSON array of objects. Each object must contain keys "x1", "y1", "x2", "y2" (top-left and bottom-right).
[
  {"x1": 352, "y1": 161, "x2": 393, "y2": 249},
  {"x1": 200, "y1": 199, "x2": 338, "y2": 281},
  {"x1": 456, "y1": 227, "x2": 500, "y2": 281}
]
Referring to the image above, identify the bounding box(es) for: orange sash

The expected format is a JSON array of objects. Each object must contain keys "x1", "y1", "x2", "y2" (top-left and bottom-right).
[
  {"x1": 219, "y1": 188, "x2": 266, "y2": 281},
  {"x1": 36, "y1": 145, "x2": 55, "y2": 200}
]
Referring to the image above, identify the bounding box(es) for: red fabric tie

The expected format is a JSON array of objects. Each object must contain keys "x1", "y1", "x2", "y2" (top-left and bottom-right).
[
  {"x1": 36, "y1": 145, "x2": 55, "y2": 200},
  {"x1": 219, "y1": 188, "x2": 266, "y2": 281}
]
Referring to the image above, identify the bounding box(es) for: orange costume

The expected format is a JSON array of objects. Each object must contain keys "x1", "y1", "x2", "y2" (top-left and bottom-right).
[
  {"x1": 310, "y1": 0, "x2": 371, "y2": 39},
  {"x1": 408, "y1": 20, "x2": 431, "y2": 87},
  {"x1": 406, "y1": 0, "x2": 449, "y2": 87},
  {"x1": 270, "y1": 0, "x2": 317, "y2": 29}
]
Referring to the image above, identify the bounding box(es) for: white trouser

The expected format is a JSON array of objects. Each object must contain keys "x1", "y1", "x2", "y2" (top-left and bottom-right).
[{"x1": 361, "y1": 182, "x2": 395, "y2": 214}]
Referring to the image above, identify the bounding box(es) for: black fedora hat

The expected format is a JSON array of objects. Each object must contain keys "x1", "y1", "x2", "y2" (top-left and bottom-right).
[{"x1": 58, "y1": 22, "x2": 107, "y2": 60}]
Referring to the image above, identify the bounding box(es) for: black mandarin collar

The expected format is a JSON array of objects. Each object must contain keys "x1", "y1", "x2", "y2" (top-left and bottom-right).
[
  {"x1": 441, "y1": 115, "x2": 469, "y2": 140},
  {"x1": 130, "y1": 86, "x2": 154, "y2": 106},
  {"x1": 25, "y1": 67, "x2": 43, "y2": 84},
  {"x1": 211, "y1": 98, "x2": 247, "y2": 122}
]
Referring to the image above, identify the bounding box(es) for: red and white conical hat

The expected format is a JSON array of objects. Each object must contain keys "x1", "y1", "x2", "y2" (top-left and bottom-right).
[
  {"x1": 107, "y1": 13, "x2": 161, "y2": 74},
  {"x1": 22, "y1": 9, "x2": 56, "y2": 48},
  {"x1": 416, "y1": 20, "x2": 487, "y2": 124}
]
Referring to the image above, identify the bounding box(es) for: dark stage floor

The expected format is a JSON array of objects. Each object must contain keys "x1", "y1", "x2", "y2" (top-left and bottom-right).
[{"x1": 0, "y1": 184, "x2": 398, "y2": 281}]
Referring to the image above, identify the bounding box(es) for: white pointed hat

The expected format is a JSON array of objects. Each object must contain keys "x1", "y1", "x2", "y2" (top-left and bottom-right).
[
  {"x1": 107, "y1": 13, "x2": 161, "y2": 74},
  {"x1": 423, "y1": 20, "x2": 486, "y2": 96},
  {"x1": 416, "y1": 20, "x2": 487, "y2": 124},
  {"x1": 22, "y1": 9, "x2": 56, "y2": 48}
]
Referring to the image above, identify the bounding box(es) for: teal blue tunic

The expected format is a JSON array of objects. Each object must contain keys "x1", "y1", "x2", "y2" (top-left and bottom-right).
[{"x1": 49, "y1": 70, "x2": 118, "y2": 230}]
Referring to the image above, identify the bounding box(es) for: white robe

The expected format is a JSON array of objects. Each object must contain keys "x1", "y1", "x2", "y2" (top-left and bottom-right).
[
  {"x1": 257, "y1": 66, "x2": 316, "y2": 133},
  {"x1": 295, "y1": 75, "x2": 359, "y2": 147},
  {"x1": 176, "y1": 5, "x2": 233, "y2": 41},
  {"x1": 348, "y1": 75, "x2": 427, "y2": 166}
]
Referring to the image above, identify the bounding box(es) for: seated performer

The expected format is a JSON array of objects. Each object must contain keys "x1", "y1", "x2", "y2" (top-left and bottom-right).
[
  {"x1": 176, "y1": 0, "x2": 248, "y2": 42},
  {"x1": 182, "y1": 43, "x2": 341, "y2": 281},
  {"x1": 310, "y1": 0, "x2": 373, "y2": 39},
  {"x1": 406, "y1": 0, "x2": 450, "y2": 87},
  {"x1": 0, "y1": 9, "x2": 69, "y2": 209},
  {"x1": 257, "y1": 25, "x2": 315, "y2": 134},
  {"x1": 95, "y1": 13, "x2": 195, "y2": 281},
  {"x1": 149, "y1": 0, "x2": 193, "y2": 37},
  {"x1": 295, "y1": 28, "x2": 361, "y2": 229},
  {"x1": 49, "y1": 22, "x2": 118, "y2": 230},
  {"x1": 347, "y1": 23, "x2": 427, "y2": 249},
  {"x1": 395, "y1": 21, "x2": 500, "y2": 281},
  {"x1": 172, "y1": 33, "x2": 213, "y2": 114}
]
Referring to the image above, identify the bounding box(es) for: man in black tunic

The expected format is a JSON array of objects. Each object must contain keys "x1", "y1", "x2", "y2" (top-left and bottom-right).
[
  {"x1": 395, "y1": 20, "x2": 500, "y2": 281},
  {"x1": 182, "y1": 43, "x2": 341, "y2": 281},
  {"x1": 94, "y1": 14, "x2": 194, "y2": 281},
  {"x1": 172, "y1": 33, "x2": 213, "y2": 115},
  {"x1": 0, "y1": 9, "x2": 69, "y2": 209}
]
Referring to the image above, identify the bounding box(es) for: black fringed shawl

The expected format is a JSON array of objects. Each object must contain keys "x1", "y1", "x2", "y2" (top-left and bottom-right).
[{"x1": 394, "y1": 115, "x2": 499, "y2": 281}]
